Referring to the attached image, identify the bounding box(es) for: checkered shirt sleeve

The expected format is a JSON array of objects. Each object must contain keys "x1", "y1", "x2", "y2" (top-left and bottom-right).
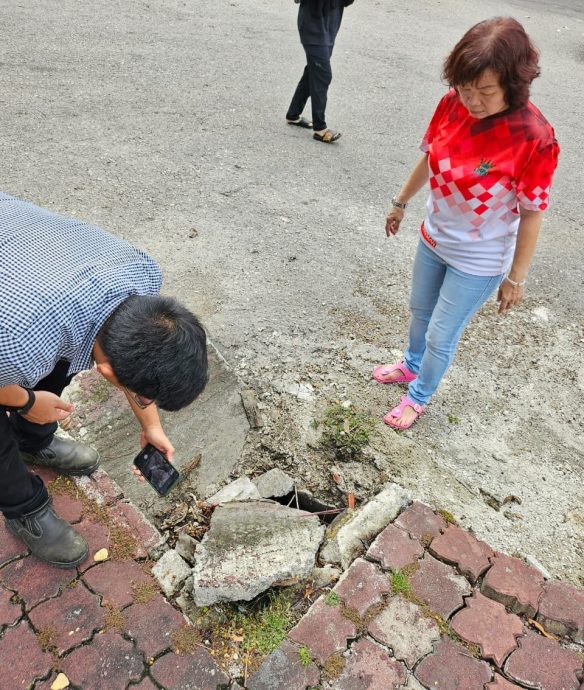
[{"x1": 516, "y1": 139, "x2": 560, "y2": 212}]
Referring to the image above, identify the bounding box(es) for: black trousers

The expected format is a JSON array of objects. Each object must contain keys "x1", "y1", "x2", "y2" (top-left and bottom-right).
[
  {"x1": 286, "y1": 43, "x2": 334, "y2": 132},
  {"x1": 0, "y1": 360, "x2": 73, "y2": 519}
]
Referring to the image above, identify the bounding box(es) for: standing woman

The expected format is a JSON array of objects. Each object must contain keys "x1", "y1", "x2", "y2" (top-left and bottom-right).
[
  {"x1": 373, "y1": 17, "x2": 559, "y2": 430},
  {"x1": 286, "y1": 0, "x2": 354, "y2": 143}
]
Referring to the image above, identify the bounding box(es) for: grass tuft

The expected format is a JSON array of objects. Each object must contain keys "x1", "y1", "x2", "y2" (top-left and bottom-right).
[{"x1": 320, "y1": 403, "x2": 374, "y2": 458}]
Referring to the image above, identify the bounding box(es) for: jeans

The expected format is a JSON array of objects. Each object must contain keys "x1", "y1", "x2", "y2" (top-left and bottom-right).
[
  {"x1": 403, "y1": 241, "x2": 504, "y2": 407},
  {"x1": 286, "y1": 43, "x2": 334, "y2": 131},
  {"x1": 0, "y1": 360, "x2": 73, "y2": 518}
]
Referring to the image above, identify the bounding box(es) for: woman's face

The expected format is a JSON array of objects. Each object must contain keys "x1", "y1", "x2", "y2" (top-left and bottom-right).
[{"x1": 457, "y1": 68, "x2": 508, "y2": 118}]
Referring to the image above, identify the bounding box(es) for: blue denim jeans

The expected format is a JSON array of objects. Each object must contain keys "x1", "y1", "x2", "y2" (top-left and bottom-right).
[{"x1": 403, "y1": 241, "x2": 504, "y2": 406}]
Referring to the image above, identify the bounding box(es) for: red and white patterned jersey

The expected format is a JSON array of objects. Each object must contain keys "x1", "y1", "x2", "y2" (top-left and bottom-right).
[{"x1": 420, "y1": 90, "x2": 559, "y2": 275}]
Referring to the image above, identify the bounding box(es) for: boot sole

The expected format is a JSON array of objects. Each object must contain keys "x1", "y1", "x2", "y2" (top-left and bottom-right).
[{"x1": 5, "y1": 520, "x2": 89, "y2": 569}]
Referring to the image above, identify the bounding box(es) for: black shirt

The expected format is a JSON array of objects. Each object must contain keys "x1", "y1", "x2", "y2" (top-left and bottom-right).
[{"x1": 297, "y1": 0, "x2": 348, "y2": 46}]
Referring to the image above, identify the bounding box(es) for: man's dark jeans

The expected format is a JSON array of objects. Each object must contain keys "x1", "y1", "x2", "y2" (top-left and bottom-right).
[
  {"x1": 287, "y1": 43, "x2": 334, "y2": 132},
  {"x1": 0, "y1": 360, "x2": 73, "y2": 519}
]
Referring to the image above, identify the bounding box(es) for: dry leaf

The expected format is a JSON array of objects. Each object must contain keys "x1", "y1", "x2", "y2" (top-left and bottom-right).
[
  {"x1": 51, "y1": 673, "x2": 70, "y2": 690},
  {"x1": 93, "y1": 548, "x2": 109, "y2": 562},
  {"x1": 347, "y1": 493, "x2": 356, "y2": 510},
  {"x1": 528, "y1": 618, "x2": 559, "y2": 640}
]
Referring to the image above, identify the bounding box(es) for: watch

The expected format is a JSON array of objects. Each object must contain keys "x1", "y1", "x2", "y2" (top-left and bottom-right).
[
  {"x1": 15, "y1": 388, "x2": 36, "y2": 415},
  {"x1": 391, "y1": 196, "x2": 407, "y2": 209}
]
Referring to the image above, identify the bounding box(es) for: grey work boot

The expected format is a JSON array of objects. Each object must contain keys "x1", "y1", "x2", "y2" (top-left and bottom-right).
[
  {"x1": 5, "y1": 499, "x2": 88, "y2": 569},
  {"x1": 21, "y1": 436, "x2": 100, "y2": 476}
]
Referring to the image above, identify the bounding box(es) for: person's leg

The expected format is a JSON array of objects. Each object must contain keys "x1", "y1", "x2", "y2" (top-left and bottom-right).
[
  {"x1": 10, "y1": 360, "x2": 100, "y2": 475},
  {"x1": 305, "y1": 44, "x2": 332, "y2": 132},
  {"x1": 388, "y1": 264, "x2": 503, "y2": 427},
  {"x1": 403, "y1": 242, "x2": 448, "y2": 374},
  {"x1": 286, "y1": 64, "x2": 311, "y2": 122},
  {"x1": 0, "y1": 407, "x2": 88, "y2": 568}
]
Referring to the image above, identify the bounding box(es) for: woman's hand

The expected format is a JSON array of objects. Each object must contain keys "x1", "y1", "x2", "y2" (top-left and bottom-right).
[
  {"x1": 497, "y1": 279, "x2": 525, "y2": 313},
  {"x1": 132, "y1": 425, "x2": 175, "y2": 482},
  {"x1": 22, "y1": 391, "x2": 74, "y2": 424},
  {"x1": 385, "y1": 207, "x2": 405, "y2": 236}
]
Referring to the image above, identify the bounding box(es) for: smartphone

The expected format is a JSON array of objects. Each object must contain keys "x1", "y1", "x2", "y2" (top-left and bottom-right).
[{"x1": 133, "y1": 444, "x2": 180, "y2": 496}]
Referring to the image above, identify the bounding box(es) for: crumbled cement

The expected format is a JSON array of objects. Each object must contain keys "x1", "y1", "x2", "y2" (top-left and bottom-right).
[
  {"x1": 152, "y1": 549, "x2": 191, "y2": 597},
  {"x1": 207, "y1": 477, "x2": 261, "y2": 504},
  {"x1": 253, "y1": 469, "x2": 295, "y2": 499},
  {"x1": 192, "y1": 501, "x2": 325, "y2": 606}
]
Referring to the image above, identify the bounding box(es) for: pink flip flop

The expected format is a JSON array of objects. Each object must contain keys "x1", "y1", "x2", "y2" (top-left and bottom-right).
[
  {"x1": 383, "y1": 395, "x2": 426, "y2": 430},
  {"x1": 372, "y1": 361, "x2": 417, "y2": 384}
]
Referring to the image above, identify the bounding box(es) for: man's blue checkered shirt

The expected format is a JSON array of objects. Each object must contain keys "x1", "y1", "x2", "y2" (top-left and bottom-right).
[{"x1": 0, "y1": 193, "x2": 163, "y2": 388}]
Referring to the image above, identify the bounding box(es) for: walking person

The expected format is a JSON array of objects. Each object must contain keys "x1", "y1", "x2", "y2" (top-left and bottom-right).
[
  {"x1": 286, "y1": 0, "x2": 354, "y2": 143},
  {"x1": 0, "y1": 192, "x2": 208, "y2": 567},
  {"x1": 372, "y1": 17, "x2": 559, "y2": 430}
]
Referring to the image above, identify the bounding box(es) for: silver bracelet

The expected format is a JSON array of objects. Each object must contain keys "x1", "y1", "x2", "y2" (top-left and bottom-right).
[
  {"x1": 391, "y1": 196, "x2": 407, "y2": 209},
  {"x1": 504, "y1": 276, "x2": 526, "y2": 287}
]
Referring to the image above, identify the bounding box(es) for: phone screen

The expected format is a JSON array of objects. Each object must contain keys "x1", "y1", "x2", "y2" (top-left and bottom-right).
[{"x1": 133, "y1": 444, "x2": 180, "y2": 496}]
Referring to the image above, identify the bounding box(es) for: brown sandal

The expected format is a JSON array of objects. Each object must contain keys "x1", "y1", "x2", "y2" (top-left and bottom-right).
[{"x1": 313, "y1": 129, "x2": 342, "y2": 143}]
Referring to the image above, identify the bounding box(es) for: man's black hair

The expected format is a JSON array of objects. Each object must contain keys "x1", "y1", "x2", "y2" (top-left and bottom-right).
[{"x1": 99, "y1": 295, "x2": 208, "y2": 411}]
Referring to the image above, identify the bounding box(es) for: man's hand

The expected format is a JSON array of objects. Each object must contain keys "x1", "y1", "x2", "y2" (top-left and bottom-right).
[
  {"x1": 22, "y1": 390, "x2": 74, "y2": 424},
  {"x1": 132, "y1": 425, "x2": 175, "y2": 483}
]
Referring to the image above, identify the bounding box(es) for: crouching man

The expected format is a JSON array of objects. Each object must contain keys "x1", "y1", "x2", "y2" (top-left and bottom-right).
[{"x1": 0, "y1": 192, "x2": 208, "y2": 568}]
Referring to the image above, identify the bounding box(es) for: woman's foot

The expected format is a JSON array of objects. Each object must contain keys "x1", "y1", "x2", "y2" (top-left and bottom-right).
[
  {"x1": 372, "y1": 362, "x2": 417, "y2": 384},
  {"x1": 313, "y1": 129, "x2": 342, "y2": 143},
  {"x1": 383, "y1": 395, "x2": 426, "y2": 430},
  {"x1": 286, "y1": 116, "x2": 313, "y2": 128}
]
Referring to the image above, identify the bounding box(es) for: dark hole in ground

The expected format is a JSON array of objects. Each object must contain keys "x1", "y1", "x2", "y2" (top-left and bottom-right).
[{"x1": 273, "y1": 489, "x2": 341, "y2": 524}]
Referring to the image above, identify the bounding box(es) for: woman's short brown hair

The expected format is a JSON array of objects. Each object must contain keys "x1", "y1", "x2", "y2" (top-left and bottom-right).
[{"x1": 442, "y1": 17, "x2": 540, "y2": 109}]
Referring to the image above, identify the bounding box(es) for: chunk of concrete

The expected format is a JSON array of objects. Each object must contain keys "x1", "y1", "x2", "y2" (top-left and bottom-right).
[
  {"x1": 152, "y1": 549, "x2": 191, "y2": 597},
  {"x1": 175, "y1": 531, "x2": 198, "y2": 564},
  {"x1": 253, "y1": 469, "x2": 295, "y2": 499},
  {"x1": 192, "y1": 501, "x2": 325, "y2": 606},
  {"x1": 207, "y1": 477, "x2": 261, "y2": 504},
  {"x1": 320, "y1": 484, "x2": 411, "y2": 569}
]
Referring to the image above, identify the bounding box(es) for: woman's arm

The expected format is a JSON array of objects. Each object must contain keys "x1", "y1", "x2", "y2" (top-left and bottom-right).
[
  {"x1": 497, "y1": 207, "x2": 543, "y2": 313},
  {"x1": 386, "y1": 154, "x2": 430, "y2": 236}
]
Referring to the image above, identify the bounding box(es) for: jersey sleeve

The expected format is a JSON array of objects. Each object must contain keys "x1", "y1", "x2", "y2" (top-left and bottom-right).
[
  {"x1": 420, "y1": 91, "x2": 456, "y2": 153},
  {"x1": 516, "y1": 137, "x2": 560, "y2": 212}
]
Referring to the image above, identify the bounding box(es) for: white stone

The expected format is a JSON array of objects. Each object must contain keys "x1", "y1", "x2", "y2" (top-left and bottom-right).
[
  {"x1": 51, "y1": 673, "x2": 70, "y2": 690},
  {"x1": 192, "y1": 501, "x2": 325, "y2": 606},
  {"x1": 253, "y1": 469, "x2": 294, "y2": 499},
  {"x1": 152, "y1": 549, "x2": 191, "y2": 597},
  {"x1": 207, "y1": 476, "x2": 261, "y2": 504},
  {"x1": 320, "y1": 483, "x2": 411, "y2": 569}
]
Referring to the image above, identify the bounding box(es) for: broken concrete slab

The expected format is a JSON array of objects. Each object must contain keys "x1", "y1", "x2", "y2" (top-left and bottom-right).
[
  {"x1": 192, "y1": 501, "x2": 325, "y2": 606},
  {"x1": 207, "y1": 477, "x2": 261, "y2": 504},
  {"x1": 253, "y1": 469, "x2": 295, "y2": 499},
  {"x1": 152, "y1": 549, "x2": 191, "y2": 597},
  {"x1": 63, "y1": 344, "x2": 250, "y2": 517},
  {"x1": 320, "y1": 484, "x2": 411, "y2": 569}
]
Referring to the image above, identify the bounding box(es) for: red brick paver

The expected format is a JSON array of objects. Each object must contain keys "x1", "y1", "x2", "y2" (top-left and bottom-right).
[
  {"x1": 83, "y1": 558, "x2": 156, "y2": 607},
  {"x1": 332, "y1": 557, "x2": 392, "y2": 616},
  {"x1": 288, "y1": 595, "x2": 358, "y2": 664},
  {"x1": 247, "y1": 639, "x2": 320, "y2": 690},
  {"x1": 430, "y1": 524, "x2": 494, "y2": 583},
  {"x1": 150, "y1": 648, "x2": 230, "y2": 688},
  {"x1": 0, "y1": 585, "x2": 21, "y2": 626},
  {"x1": 0, "y1": 555, "x2": 75, "y2": 610},
  {"x1": 451, "y1": 592, "x2": 524, "y2": 666},
  {"x1": 0, "y1": 620, "x2": 53, "y2": 687},
  {"x1": 410, "y1": 552, "x2": 472, "y2": 618},
  {"x1": 330, "y1": 638, "x2": 407, "y2": 690},
  {"x1": 394, "y1": 501, "x2": 448, "y2": 540},
  {"x1": 486, "y1": 675, "x2": 524, "y2": 689},
  {"x1": 367, "y1": 524, "x2": 424, "y2": 570},
  {"x1": 481, "y1": 552, "x2": 545, "y2": 617},
  {"x1": 123, "y1": 592, "x2": 186, "y2": 658},
  {"x1": 60, "y1": 631, "x2": 144, "y2": 688},
  {"x1": 538, "y1": 579, "x2": 584, "y2": 643},
  {"x1": 28, "y1": 580, "x2": 104, "y2": 654},
  {"x1": 51, "y1": 492, "x2": 84, "y2": 523},
  {"x1": 415, "y1": 636, "x2": 493, "y2": 689},
  {"x1": 504, "y1": 631, "x2": 582, "y2": 690},
  {"x1": 75, "y1": 518, "x2": 114, "y2": 571},
  {"x1": 368, "y1": 595, "x2": 440, "y2": 668},
  {"x1": 0, "y1": 520, "x2": 29, "y2": 566}
]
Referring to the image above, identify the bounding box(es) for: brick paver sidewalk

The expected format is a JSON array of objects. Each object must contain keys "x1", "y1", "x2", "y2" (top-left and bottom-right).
[{"x1": 1, "y1": 469, "x2": 583, "y2": 690}]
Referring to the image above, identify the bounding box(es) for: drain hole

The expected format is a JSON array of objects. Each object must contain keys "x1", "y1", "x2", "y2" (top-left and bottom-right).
[{"x1": 273, "y1": 490, "x2": 341, "y2": 524}]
